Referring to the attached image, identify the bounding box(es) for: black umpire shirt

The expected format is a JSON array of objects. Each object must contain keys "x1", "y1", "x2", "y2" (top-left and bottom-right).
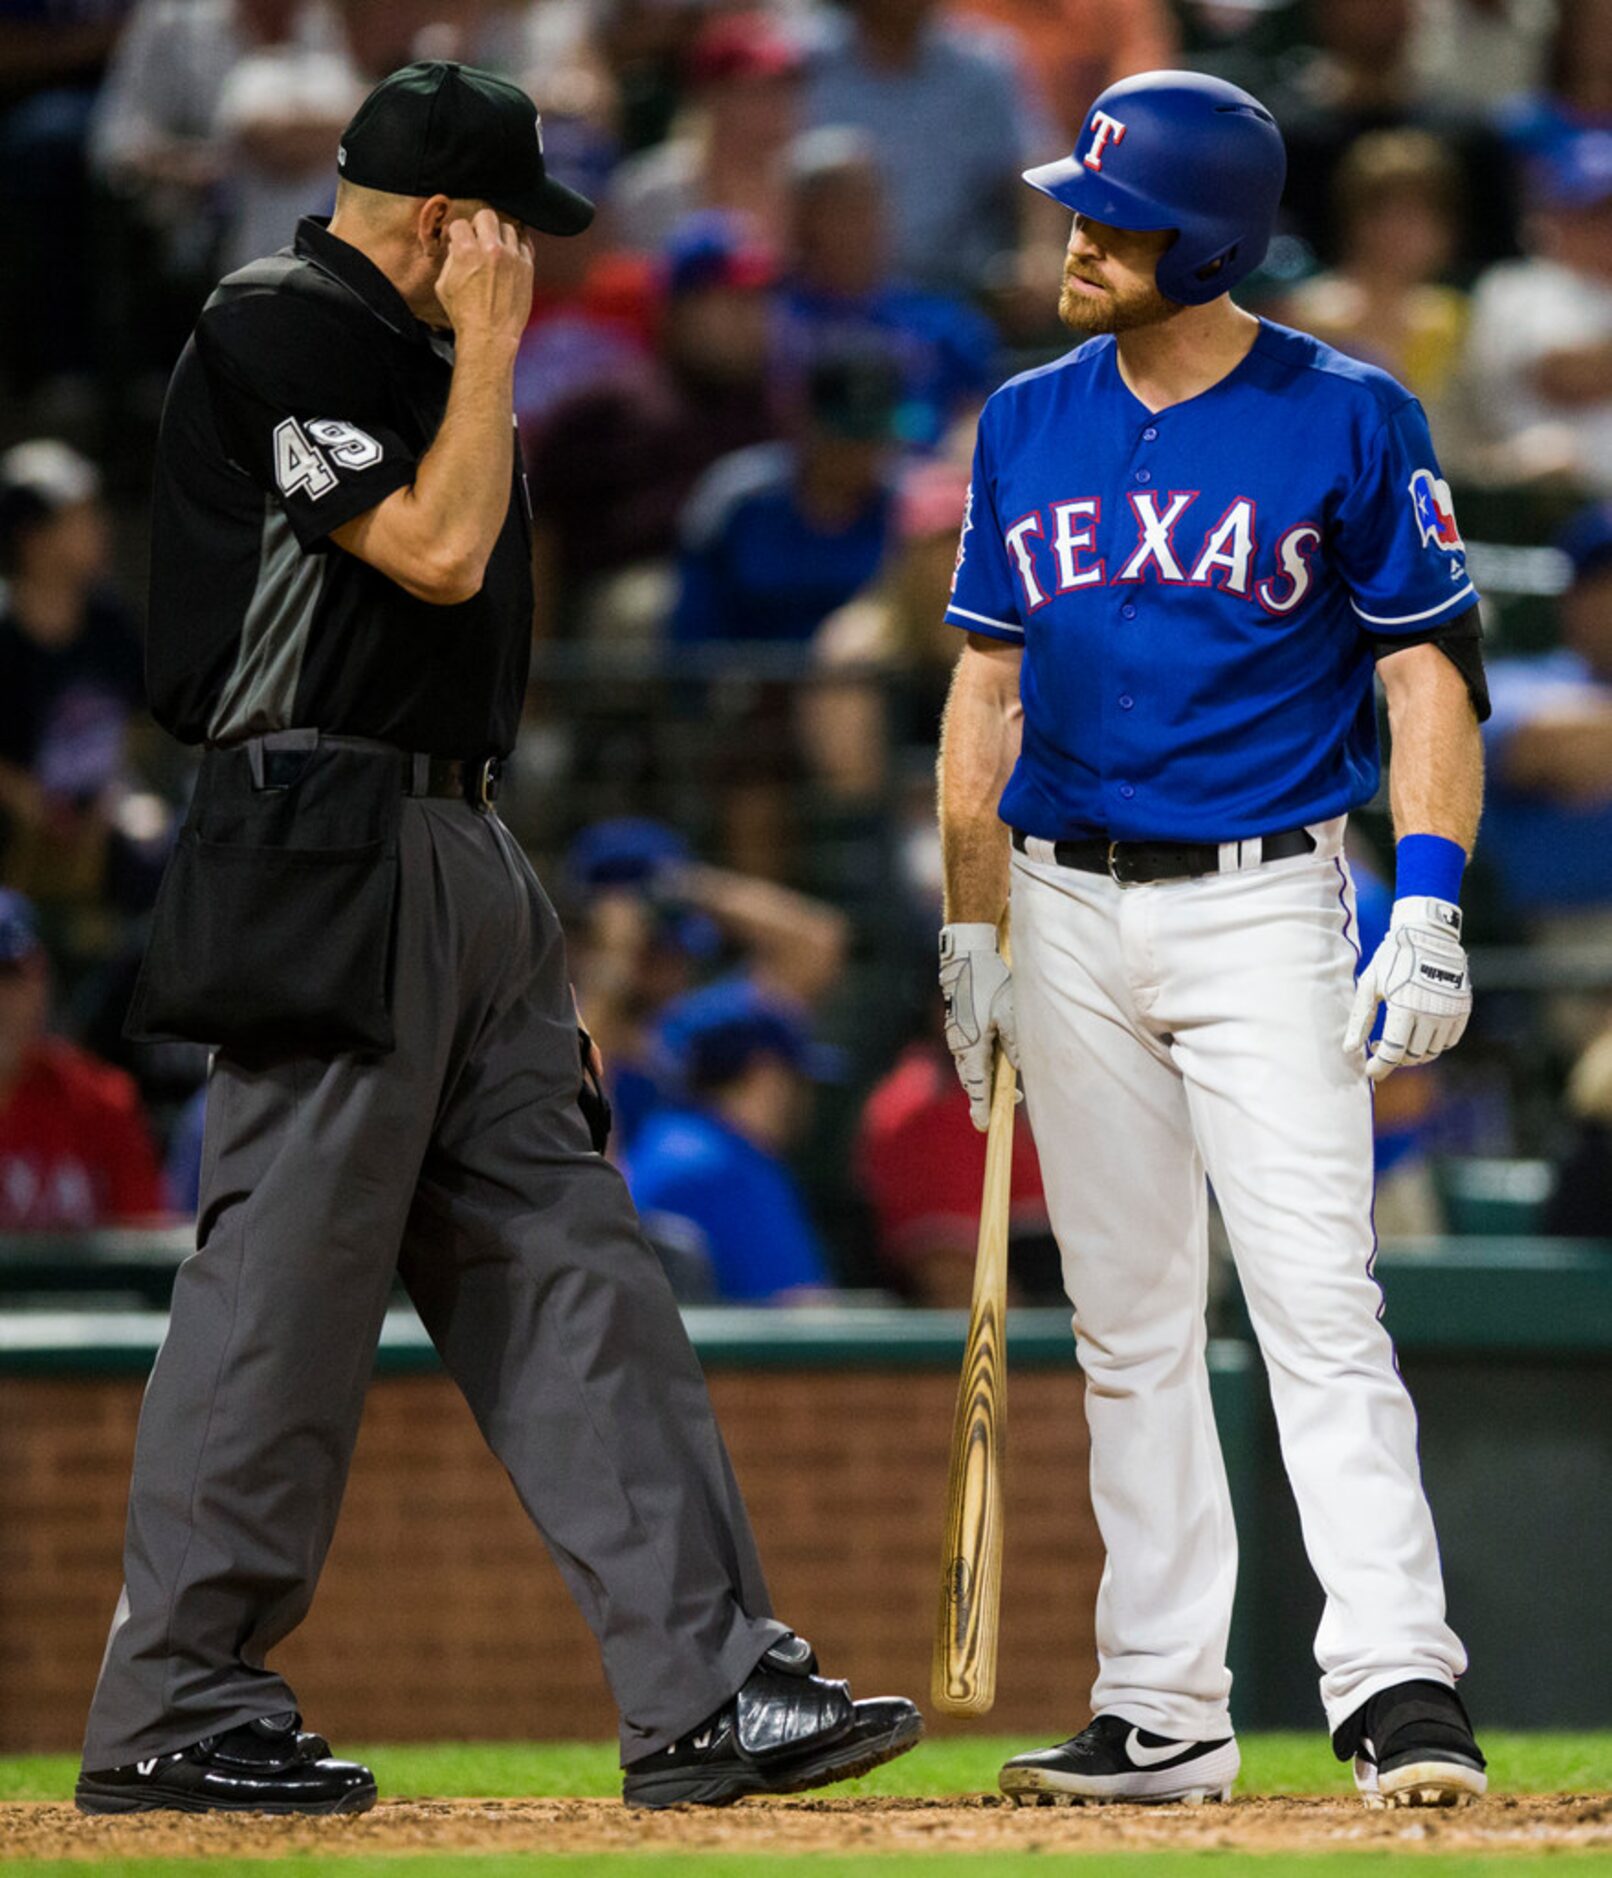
[{"x1": 147, "y1": 217, "x2": 533, "y2": 759}]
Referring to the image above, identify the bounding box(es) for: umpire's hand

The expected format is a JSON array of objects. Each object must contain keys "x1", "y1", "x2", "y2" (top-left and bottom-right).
[{"x1": 436, "y1": 208, "x2": 535, "y2": 347}]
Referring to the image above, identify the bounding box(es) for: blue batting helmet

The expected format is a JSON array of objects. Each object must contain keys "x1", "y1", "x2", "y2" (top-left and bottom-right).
[{"x1": 1023, "y1": 70, "x2": 1286, "y2": 307}]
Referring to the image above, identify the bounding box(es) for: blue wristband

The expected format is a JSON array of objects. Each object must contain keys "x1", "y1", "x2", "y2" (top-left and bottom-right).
[{"x1": 1395, "y1": 833, "x2": 1465, "y2": 906}]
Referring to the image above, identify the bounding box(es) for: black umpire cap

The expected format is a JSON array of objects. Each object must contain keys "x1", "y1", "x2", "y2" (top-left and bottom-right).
[{"x1": 337, "y1": 60, "x2": 595, "y2": 237}]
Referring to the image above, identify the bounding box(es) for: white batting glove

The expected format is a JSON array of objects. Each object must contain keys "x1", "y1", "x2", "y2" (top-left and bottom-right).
[
  {"x1": 940, "y1": 923, "x2": 1019, "y2": 1131},
  {"x1": 1345, "y1": 896, "x2": 1471, "y2": 1083}
]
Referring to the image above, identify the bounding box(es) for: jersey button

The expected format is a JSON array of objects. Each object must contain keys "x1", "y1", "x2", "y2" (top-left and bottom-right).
[
  {"x1": 1118, "y1": 694, "x2": 1134, "y2": 710},
  {"x1": 1119, "y1": 783, "x2": 1136, "y2": 799},
  {"x1": 1134, "y1": 468, "x2": 1152, "y2": 484},
  {"x1": 1121, "y1": 604, "x2": 1137, "y2": 620},
  {"x1": 1142, "y1": 426, "x2": 1158, "y2": 441}
]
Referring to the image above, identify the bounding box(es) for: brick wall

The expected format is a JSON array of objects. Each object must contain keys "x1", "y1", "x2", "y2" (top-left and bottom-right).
[{"x1": 0, "y1": 1369, "x2": 1101, "y2": 1753}]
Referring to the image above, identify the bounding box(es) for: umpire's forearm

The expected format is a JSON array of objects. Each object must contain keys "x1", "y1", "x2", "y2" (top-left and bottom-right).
[
  {"x1": 1380, "y1": 642, "x2": 1484, "y2": 855},
  {"x1": 938, "y1": 638, "x2": 1023, "y2": 925},
  {"x1": 332, "y1": 333, "x2": 517, "y2": 604},
  {"x1": 402, "y1": 334, "x2": 519, "y2": 588}
]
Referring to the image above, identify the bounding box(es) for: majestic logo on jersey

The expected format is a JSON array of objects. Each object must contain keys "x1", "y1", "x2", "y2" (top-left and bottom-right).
[
  {"x1": 1408, "y1": 469, "x2": 1462, "y2": 552},
  {"x1": 1000, "y1": 491, "x2": 1324, "y2": 618},
  {"x1": 951, "y1": 483, "x2": 974, "y2": 595},
  {"x1": 1083, "y1": 111, "x2": 1128, "y2": 171}
]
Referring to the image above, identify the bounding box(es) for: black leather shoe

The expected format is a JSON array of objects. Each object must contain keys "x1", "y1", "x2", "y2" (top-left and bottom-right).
[
  {"x1": 1333, "y1": 1679, "x2": 1487, "y2": 1808},
  {"x1": 622, "y1": 1635, "x2": 923, "y2": 1808},
  {"x1": 76, "y1": 1711, "x2": 377, "y2": 1815}
]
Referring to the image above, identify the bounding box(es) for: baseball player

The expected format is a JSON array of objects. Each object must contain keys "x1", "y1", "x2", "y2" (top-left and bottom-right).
[
  {"x1": 77, "y1": 60, "x2": 919, "y2": 1815},
  {"x1": 938, "y1": 73, "x2": 1490, "y2": 1808}
]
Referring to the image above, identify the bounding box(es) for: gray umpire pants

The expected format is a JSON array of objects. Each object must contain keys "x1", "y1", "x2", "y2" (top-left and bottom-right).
[{"x1": 83, "y1": 797, "x2": 783, "y2": 1768}]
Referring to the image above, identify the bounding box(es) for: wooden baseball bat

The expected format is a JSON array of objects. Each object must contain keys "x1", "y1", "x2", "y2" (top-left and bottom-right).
[{"x1": 932, "y1": 991, "x2": 1017, "y2": 1716}]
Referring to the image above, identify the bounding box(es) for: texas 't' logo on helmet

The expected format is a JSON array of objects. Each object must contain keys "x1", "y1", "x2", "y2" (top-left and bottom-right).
[
  {"x1": 1408, "y1": 468, "x2": 1463, "y2": 552},
  {"x1": 1082, "y1": 111, "x2": 1127, "y2": 172}
]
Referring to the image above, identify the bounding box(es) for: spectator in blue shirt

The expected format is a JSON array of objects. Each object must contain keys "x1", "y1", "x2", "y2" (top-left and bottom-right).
[
  {"x1": 1481, "y1": 502, "x2": 1612, "y2": 921},
  {"x1": 564, "y1": 819, "x2": 849, "y2": 1150},
  {"x1": 626, "y1": 978, "x2": 841, "y2": 1303},
  {"x1": 670, "y1": 344, "x2": 902, "y2": 645},
  {"x1": 776, "y1": 127, "x2": 998, "y2": 452}
]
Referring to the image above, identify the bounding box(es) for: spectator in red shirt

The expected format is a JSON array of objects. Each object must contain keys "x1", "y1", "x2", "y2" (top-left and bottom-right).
[
  {"x1": 0, "y1": 889, "x2": 165, "y2": 1229},
  {"x1": 856, "y1": 1009, "x2": 1056, "y2": 1306}
]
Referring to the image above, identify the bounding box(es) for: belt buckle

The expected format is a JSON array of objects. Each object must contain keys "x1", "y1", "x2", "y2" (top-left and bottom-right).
[
  {"x1": 1107, "y1": 840, "x2": 1128, "y2": 885},
  {"x1": 475, "y1": 757, "x2": 499, "y2": 811}
]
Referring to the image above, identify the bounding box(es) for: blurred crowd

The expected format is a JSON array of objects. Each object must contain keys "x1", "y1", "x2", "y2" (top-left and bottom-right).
[{"x1": 3, "y1": 0, "x2": 1612, "y2": 1300}]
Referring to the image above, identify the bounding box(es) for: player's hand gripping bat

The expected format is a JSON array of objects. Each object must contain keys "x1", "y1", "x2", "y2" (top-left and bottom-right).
[{"x1": 932, "y1": 934, "x2": 1016, "y2": 1716}]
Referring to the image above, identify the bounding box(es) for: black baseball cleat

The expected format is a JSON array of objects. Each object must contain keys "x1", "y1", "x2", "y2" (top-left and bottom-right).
[
  {"x1": 1000, "y1": 1714, "x2": 1239, "y2": 1805},
  {"x1": 621, "y1": 1634, "x2": 922, "y2": 1808},
  {"x1": 75, "y1": 1711, "x2": 376, "y2": 1815},
  {"x1": 1334, "y1": 1679, "x2": 1487, "y2": 1808}
]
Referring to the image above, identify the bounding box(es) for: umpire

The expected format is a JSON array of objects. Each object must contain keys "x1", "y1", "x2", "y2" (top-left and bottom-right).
[{"x1": 79, "y1": 61, "x2": 918, "y2": 1815}]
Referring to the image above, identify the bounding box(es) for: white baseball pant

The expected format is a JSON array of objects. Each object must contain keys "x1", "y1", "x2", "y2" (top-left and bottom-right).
[{"x1": 1010, "y1": 819, "x2": 1466, "y2": 1740}]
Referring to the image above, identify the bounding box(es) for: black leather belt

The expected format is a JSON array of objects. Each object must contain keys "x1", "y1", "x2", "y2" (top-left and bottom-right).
[
  {"x1": 1012, "y1": 825, "x2": 1315, "y2": 885},
  {"x1": 246, "y1": 734, "x2": 502, "y2": 810}
]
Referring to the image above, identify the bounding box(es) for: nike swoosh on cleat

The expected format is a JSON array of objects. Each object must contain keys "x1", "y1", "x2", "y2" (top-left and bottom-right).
[{"x1": 1125, "y1": 1728, "x2": 1195, "y2": 1768}]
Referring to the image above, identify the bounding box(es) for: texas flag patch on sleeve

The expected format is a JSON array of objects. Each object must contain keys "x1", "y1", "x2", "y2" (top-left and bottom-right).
[
  {"x1": 1408, "y1": 468, "x2": 1463, "y2": 552},
  {"x1": 951, "y1": 483, "x2": 974, "y2": 595}
]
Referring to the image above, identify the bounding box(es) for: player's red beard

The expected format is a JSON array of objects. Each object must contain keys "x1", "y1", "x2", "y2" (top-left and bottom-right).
[{"x1": 1057, "y1": 263, "x2": 1181, "y2": 336}]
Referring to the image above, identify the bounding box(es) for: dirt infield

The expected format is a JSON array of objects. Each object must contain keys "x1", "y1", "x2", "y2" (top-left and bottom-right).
[{"x1": 4, "y1": 1793, "x2": 1611, "y2": 1861}]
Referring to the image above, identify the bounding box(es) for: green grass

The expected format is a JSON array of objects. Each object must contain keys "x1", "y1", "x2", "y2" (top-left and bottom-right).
[{"x1": 3, "y1": 1731, "x2": 1609, "y2": 1804}]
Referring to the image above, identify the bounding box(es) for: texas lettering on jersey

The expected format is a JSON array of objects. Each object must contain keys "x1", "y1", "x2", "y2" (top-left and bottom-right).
[{"x1": 992, "y1": 490, "x2": 1323, "y2": 617}]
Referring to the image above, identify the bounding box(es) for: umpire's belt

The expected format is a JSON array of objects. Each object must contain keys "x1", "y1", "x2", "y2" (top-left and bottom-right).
[
  {"x1": 1012, "y1": 825, "x2": 1316, "y2": 886},
  {"x1": 244, "y1": 732, "x2": 502, "y2": 810}
]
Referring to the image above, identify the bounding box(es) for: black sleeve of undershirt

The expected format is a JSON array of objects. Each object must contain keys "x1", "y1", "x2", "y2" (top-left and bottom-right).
[{"x1": 1370, "y1": 605, "x2": 1490, "y2": 723}]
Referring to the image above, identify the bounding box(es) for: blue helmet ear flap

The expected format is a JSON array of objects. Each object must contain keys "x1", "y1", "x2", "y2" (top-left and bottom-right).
[{"x1": 1158, "y1": 238, "x2": 1240, "y2": 307}]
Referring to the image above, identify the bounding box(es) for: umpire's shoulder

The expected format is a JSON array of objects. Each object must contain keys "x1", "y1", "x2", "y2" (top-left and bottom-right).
[{"x1": 193, "y1": 251, "x2": 368, "y2": 396}]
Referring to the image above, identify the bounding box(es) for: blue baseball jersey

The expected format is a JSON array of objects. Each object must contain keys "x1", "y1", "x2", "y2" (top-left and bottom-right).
[
  {"x1": 946, "y1": 319, "x2": 1478, "y2": 842},
  {"x1": 672, "y1": 443, "x2": 893, "y2": 645}
]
